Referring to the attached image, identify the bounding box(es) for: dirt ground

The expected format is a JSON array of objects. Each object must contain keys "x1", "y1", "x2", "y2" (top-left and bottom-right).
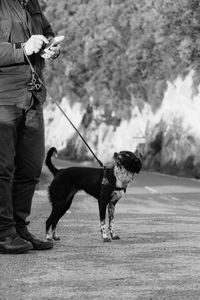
[{"x1": 1, "y1": 168, "x2": 200, "y2": 300}]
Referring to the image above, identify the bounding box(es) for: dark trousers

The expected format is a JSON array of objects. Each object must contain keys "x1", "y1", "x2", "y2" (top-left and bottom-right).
[{"x1": 0, "y1": 101, "x2": 45, "y2": 238}]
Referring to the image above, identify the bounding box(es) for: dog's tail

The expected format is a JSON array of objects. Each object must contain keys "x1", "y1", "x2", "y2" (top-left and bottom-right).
[{"x1": 45, "y1": 147, "x2": 58, "y2": 176}]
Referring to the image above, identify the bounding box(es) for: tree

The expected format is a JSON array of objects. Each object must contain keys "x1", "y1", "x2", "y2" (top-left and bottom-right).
[{"x1": 43, "y1": 0, "x2": 200, "y2": 118}]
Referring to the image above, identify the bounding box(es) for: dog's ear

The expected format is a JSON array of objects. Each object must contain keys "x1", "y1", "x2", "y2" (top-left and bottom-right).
[
  {"x1": 113, "y1": 152, "x2": 119, "y2": 158},
  {"x1": 115, "y1": 159, "x2": 122, "y2": 169},
  {"x1": 113, "y1": 153, "x2": 123, "y2": 169}
]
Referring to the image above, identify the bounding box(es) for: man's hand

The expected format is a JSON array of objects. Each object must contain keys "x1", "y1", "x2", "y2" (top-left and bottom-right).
[
  {"x1": 24, "y1": 35, "x2": 49, "y2": 56},
  {"x1": 40, "y1": 46, "x2": 61, "y2": 60}
]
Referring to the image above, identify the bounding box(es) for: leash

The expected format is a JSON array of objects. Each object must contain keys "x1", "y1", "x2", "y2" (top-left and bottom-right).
[
  {"x1": 53, "y1": 103, "x2": 104, "y2": 168},
  {"x1": 23, "y1": 49, "x2": 104, "y2": 168}
]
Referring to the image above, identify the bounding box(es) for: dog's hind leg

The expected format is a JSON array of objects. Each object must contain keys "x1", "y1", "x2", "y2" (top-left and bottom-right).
[
  {"x1": 46, "y1": 206, "x2": 65, "y2": 241},
  {"x1": 108, "y1": 191, "x2": 123, "y2": 240},
  {"x1": 46, "y1": 187, "x2": 77, "y2": 241},
  {"x1": 51, "y1": 188, "x2": 77, "y2": 241},
  {"x1": 46, "y1": 209, "x2": 54, "y2": 240},
  {"x1": 46, "y1": 202, "x2": 72, "y2": 241},
  {"x1": 51, "y1": 196, "x2": 74, "y2": 241},
  {"x1": 51, "y1": 204, "x2": 69, "y2": 241}
]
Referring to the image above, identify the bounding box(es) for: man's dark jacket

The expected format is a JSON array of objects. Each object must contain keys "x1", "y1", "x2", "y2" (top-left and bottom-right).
[{"x1": 0, "y1": 0, "x2": 54, "y2": 104}]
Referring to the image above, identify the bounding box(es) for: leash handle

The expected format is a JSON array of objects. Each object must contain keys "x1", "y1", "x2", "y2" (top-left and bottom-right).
[{"x1": 23, "y1": 48, "x2": 104, "y2": 168}]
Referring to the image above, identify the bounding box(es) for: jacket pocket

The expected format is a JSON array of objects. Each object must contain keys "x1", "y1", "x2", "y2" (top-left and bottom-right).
[{"x1": 0, "y1": 20, "x2": 12, "y2": 42}]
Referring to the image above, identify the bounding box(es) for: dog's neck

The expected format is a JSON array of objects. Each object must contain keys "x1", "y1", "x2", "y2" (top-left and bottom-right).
[
  {"x1": 113, "y1": 165, "x2": 134, "y2": 188},
  {"x1": 103, "y1": 167, "x2": 126, "y2": 191}
]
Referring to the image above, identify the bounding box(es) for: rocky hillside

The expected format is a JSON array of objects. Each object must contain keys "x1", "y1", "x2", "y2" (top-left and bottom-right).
[
  {"x1": 144, "y1": 70, "x2": 200, "y2": 178},
  {"x1": 44, "y1": 70, "x2": 200, "y2": 178}
]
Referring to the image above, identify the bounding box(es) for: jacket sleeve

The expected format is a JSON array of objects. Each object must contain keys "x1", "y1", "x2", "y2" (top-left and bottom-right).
[
  {"x1": 0, "y1": 1, "x2": 54, "y2": 67},
  {"x1": 0, "y1": 43, "x2": 25, "y2": 67},
  {"x1": 41, "y1": 13, "x2": 55, "y2": 40}
]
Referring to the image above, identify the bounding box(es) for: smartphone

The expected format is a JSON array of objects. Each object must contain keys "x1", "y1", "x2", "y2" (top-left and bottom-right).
[
  {"x1": 40, "y1": 35, "x2": 65, "y2": 54},
  {"x1": 44, "y1": 36, "x2": 65, "y2": 50}
]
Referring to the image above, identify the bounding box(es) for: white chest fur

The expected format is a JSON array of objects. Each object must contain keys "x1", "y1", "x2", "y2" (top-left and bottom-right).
[{"x1": 114, "y1": 165, "x2": 134, "y2": 188}]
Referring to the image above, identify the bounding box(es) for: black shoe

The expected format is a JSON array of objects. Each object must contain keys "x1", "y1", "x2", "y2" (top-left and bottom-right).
[
  {"x1": 17, "y1": 229, "x2": 53, "y2": 250},
  {"x1": 0, "y1": 233, "x2": 33, "y2": 254}
]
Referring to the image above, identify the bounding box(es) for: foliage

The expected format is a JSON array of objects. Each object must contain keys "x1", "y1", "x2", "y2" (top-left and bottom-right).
[{"x1": 42, "y1": 0, "x2": 200, "y2": 120}]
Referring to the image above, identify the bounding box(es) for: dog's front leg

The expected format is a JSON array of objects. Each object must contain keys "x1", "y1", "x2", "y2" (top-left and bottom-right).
[
  {"x1": 100, "y1": 220, "x2": 111, "y2": 242},
  {"x1": 108, "y1": 201, "x2": 120, "y2": 240},
  {"x1": 108, "y1": 191, "x2": 122, "y2": 240},
  {"x1": 98, "y1": 192, "x2": 111, "y2": 242}
]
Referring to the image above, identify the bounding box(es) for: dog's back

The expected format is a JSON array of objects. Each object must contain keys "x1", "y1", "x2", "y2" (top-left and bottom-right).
[{"x1": 45, "y1": 147, "x2": 104, "y2": 199}]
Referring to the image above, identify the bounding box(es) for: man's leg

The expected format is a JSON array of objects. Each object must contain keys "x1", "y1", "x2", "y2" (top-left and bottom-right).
[
  {"x1": 13, "y1": 100, "x2": 53, "y2": 250},
  {"x1": 0, "y1": 105, "x2": 33, "y2": 253},
  {"x1": 0, "y1": 105, "x2": 21, "y2": 237},
  {"x1": 12, "y1": 102, "x2": 45, "y2": 229}
]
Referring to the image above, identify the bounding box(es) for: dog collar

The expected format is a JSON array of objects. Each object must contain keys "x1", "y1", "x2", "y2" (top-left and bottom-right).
[{"x1": 102, "y1": 167, "x2": 127, "y2": 192}]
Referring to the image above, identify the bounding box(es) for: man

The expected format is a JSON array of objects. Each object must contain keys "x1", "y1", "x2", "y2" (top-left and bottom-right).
[{"x1": 0, "y1": 0, "x2": 60, "y2": 254}]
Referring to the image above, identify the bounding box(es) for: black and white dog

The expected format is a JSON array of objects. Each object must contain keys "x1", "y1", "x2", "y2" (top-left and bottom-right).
[{"x1": 45, "y1": 148, "x2": 142, "y2": 242}]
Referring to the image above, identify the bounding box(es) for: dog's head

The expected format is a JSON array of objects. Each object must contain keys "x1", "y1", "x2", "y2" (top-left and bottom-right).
[{"x1": 113, "y1": 151, "x2": 142, "y2": 174}]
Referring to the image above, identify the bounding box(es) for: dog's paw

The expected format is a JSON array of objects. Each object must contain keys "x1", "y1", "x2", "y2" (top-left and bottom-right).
[
  {"x1": 111, "y1": 235, "x2": 120, "y2": 240},
  {"x1": 103, "y1": 237, "x2": 111, "y2": 242},
  {"x1": 45, "y1": 233, "x2": 53, "y2": 241}
]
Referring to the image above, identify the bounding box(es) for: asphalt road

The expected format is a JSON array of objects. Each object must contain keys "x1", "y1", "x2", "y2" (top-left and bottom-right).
[{"x1": 1, "y1": 166, "x2": 200, "y2": 300}]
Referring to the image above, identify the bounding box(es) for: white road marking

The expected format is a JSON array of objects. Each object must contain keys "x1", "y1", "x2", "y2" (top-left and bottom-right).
[
  {"x1": 170, "y1": 196, "x2": 180, "y2": 201},
  {"x1": 145, "y1": 186, "x2": 158, "y2": 194},
  {"x1": 151, "y1": 170, "x2": 200, "y2": 182},
  {"x1": 145, "y1": 186, "x2": 180, "y2": 201},
  {"x1": 159, "y1": 195, "x2": 172, "y2": 201}
]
